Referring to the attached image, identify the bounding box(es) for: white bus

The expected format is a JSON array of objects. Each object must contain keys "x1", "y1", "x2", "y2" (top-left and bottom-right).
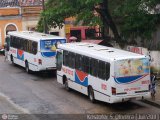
[
  {"x1": 56, "y1": 43, "x2": 150, "y2": 103},
  {"x1": 6, "y1": 31, "x2": 66, "y2": 73}
]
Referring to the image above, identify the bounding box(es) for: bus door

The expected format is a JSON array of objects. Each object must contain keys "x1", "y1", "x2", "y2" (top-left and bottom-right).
[
  {"x1": 56, "y1": 50, "x2": 63, "y2": 71},
  {"x1": 56, "y1": 49, "x2": 63, "y2": 84},
  {"x1": 114, "y1": 59, "x2": 150, "y2": 95}
]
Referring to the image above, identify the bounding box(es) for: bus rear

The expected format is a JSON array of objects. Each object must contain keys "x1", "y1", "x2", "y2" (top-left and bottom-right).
[
  {"x1": 111, "y1": 58, "x2": 150, "y2": 103},
  {"x1": 39, "y1": 39, "x2": 66, "y2": 70}
]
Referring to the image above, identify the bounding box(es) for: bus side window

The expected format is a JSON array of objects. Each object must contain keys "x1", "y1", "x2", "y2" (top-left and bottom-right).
[
  {"x1": 10, "y1": 36, "x2": 16, "y2": 48},
  {"x1": 75, "y1": 54, "x2": 83, "y2": 71},
  {"x1": 72, "y1": 53, "x2": 76, "y2": 68},
  {"x1": 83, "y1": 56, "x2": 90, "y2": 73},
  {"x1": 32, "y1": 42, "x2": 38, "y2": 55},
  {"x1": 26, "y1": 39, "x2": 29, "y2": 52},
  {"x1": 28, "y1": 40, "x2": 32, "y2": 53},
  {"x1": 23, "y1": 39, "x2": 27, "y2": 51},
  {"x1": 13, "y1": 37, "x2": 17, "y2": 48},
  {"x1": 90, "y1": 59, "x2": 98, "y2": 77},
  {"x1": 106, "y1": 62, "x2": 110, "y2": 80},
  {"x1": 20, "y1": 38, "x2": 24, "y2": 50},
  {"x1": 98, "y1": 61, "x2": 106, "y2": 80},
  {"x1": 68, "y1": 52, "x2": 75, "y2": 69},
  {"x1": 14, "y1": 36, "x2": 17, "y2": 48},
  {"x1": 63, "y1": 51, "x2": 69, "y2": 66},
  {"x1": 17, "y1": 37, "x2": 21, "y2": 49}
]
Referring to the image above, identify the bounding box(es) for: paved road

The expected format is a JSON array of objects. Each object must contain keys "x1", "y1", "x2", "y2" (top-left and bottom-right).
[{"x1": 0, "y1": 55, "x2": 160, "y2": 115}]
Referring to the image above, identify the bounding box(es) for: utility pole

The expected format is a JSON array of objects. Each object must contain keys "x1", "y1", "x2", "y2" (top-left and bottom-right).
[{"x1": 42, "y1": 0, "x2": 47, "y2": 33}]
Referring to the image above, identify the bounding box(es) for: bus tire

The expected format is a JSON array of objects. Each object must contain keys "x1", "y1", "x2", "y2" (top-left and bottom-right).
[
  {"x1": 25, "y1": 61, "x2": 31, "y2": 74},
  {"x1": 88, "y1": 86, "x2": 95, "y2": 103},
  {"x1": 64, "y1": 78, "x2": 70, "y2": 91}
]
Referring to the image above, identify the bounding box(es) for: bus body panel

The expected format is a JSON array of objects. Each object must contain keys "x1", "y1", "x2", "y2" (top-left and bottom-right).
[
  {"x1": 7, "y1": 31, "x2": 66, "y2": 72},
  {"x1": 94, "y1": 90, "x2": 111, "y2": 102},
  {"x1": 56, "y1": 43, "x2": 151, "y2": 104},
  {"x1": 40, "y1": 39, "x2": 66, "y2": 70},
  {"x1": 110, "y1": 58, "x2": 150, "y2": 103},
  {"x1": 9, "y1": 47, "x2": 39, "y2": 71},
  {"x1": 113, "y1": 59, "x2": 150, "y2": 94}
]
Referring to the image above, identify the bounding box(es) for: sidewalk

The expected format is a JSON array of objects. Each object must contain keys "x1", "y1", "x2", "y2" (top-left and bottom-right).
[{"x1": 143, "y1": 80, "x2": 160, "y2": 108}]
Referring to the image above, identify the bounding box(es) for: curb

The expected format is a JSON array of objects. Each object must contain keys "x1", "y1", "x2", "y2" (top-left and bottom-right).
[{"x1": 142, "y1": 99, "x2": 160, "y2": 108}]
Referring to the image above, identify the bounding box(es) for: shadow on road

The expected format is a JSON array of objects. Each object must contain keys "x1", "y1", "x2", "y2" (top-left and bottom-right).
[
  {"x1": 63, "y1": 87, "x2": 145, "y2": 113},
  {"x1": 12, "y1": 64, "x2": 57, "y2": 80}
]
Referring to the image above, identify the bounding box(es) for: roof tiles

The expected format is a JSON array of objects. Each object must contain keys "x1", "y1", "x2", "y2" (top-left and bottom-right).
[{"x1": 0, "y1": 0, "x2": 19, "y2": 8}]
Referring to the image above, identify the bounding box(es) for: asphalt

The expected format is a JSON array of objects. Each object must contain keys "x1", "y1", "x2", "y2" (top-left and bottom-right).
[
  {"x1": 0, "y1": 93, "x2": 29, "y2": 114},
  {"x1": 0, "y1": 53, "x2": 160, "y2": 115}
]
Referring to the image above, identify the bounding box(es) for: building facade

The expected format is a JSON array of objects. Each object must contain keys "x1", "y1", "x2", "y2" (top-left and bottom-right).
[
  {"x1": 65, "y1": 17, "x2": 102, "y2": 42},
  {"x1": 20, "y1": 0, "x2": 43, "y2": 31},
  {"x1": 0, "y1": 0, "x2": 48, "y2": 47},
  {"x1": 0, "y1": 0, "x2": 22, "y2": 47}
]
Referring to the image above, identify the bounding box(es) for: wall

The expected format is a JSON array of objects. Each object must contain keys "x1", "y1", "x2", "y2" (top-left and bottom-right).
[
  {"x1": 0, "y1": 19, "x2": 22, "y2": 46},
  {"x1": 0, "y1": 8, "x2": 20, "y2": 16},
  {"x1": 22, "y1": 17, "x2": 39, "y2": 31},
  {"x1": 150, "y1": 51, "x2": 160, "y2": 74},
  {"x1": 0, "y1": 7, "x2": 22, "y2": 47},
  {"x1": 126, "y1": 46, "x2": 148, "y2": 55},
  {"x1": 49, "y1": 27, "x2": 65, "y2": 38}
]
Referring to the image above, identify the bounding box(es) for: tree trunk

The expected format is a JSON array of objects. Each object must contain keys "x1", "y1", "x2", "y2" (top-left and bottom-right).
[{"x1": 96, "y1": 0, "x2": 122, "y2": 43}]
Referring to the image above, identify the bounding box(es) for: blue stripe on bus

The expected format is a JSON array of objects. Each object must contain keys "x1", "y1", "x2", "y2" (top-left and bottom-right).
[
  {"x1": 41, "y1": 52, "x2": 56, "y2": 57},
  {"x1": 114, "y1": 75, "x2": 147, "y2": 84},
  {"x1": 57, "y1": 74, "x2": 110, "y2": 98}
]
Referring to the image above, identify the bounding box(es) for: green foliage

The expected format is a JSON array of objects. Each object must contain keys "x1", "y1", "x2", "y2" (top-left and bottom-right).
[
  {"x1": 112, "y1": 0, "x2": 160, "y2": 42},
  {"x1": 37, "y1": 0, "x2": 103, "y2": 31},
  {"x1": 37, "y1": 0, "x2": 160, "y2": 49}
]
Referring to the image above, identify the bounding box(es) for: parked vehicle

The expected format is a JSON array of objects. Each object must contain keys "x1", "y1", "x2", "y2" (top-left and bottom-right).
[
  {"x1": 56, "y1": 42, "x2": 150, "y2": 103},
  {"x1": 6, "y1": 31, "x2": 66, "y2": 73}
]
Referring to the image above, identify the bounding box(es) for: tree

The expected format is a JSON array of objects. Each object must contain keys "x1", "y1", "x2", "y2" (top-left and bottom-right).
[
  {"x1": 37, "y1": 0, "x2": 160, "y2": 49},
  {"x1": 37, "y1": 0, "x2": 122, "y2": 43},
  {"x1": 112, "y1": 0, "x2": 160, "y2": 49}
]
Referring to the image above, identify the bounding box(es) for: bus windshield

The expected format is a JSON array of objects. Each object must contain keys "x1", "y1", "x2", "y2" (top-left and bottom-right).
[
  {"x1": 40, "y1": 39, "x2": 66, "y2": 52},
  {"x1": 115, "y1": 58, "x2": 150, "y2": 77}
]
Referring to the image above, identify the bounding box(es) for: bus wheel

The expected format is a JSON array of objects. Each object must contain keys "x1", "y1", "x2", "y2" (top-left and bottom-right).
[
  {"x1": 88, "y1": 87, "x2": 95, "y2": 103},
  {"x1": 64, "y1": 79, "x2": 70, "y2": 91},
  {"x1": 25, "y1": 61, "x2": 31, "y2": 74}
]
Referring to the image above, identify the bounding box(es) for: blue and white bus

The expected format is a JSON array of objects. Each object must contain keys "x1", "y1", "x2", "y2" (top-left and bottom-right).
[
  {"x1": 6, "y1": 31, "x2": 66, "y2": 73},
  {"x1": 56, "y1": 43, "x2": 150, "y2": 103}
]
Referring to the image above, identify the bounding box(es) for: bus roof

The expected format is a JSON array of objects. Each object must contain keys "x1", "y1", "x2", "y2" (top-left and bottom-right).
[
  {"x1": 8, "y1": 31, "x2": 66, "y2": 41},
  {"x1": 58, "y1": 43, "x2": 148, "y2": 61}
]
